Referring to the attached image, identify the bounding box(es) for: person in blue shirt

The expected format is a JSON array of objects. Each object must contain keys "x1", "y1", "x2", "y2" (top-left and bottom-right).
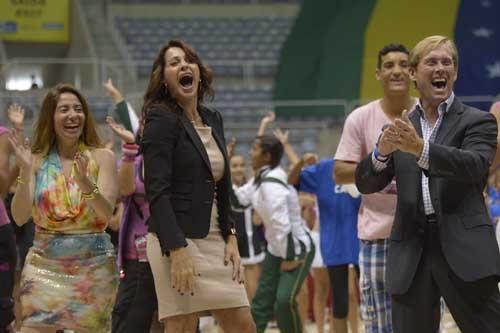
[
  {"x1": 487, "y1": 168, "x2": 500, "y2": 251},
  {"x1": 289, "y1": 156, "x2": 361, "y2": 333}
]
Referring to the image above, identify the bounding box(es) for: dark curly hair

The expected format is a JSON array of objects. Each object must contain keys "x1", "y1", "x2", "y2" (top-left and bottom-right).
[{"x1": 141, "y1": 39, "x2": 214, "y2": 117}]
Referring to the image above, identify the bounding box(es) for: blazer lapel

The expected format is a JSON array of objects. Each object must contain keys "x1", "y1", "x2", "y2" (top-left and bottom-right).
[
  {"x1": 200, "y1": 107, "x2": 229, "y2": 169},
  {"x1": 178, "y1": 108, "x2": 212, "y2": 171},
  {"x1": 409, "y1": 109, "x2": 422, "y2": 137},
  {"x1": 434, "y1": 98, "x2": 463, "y2": 145}
]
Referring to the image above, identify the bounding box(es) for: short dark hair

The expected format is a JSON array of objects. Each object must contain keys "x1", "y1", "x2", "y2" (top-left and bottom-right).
[
  {"x1": 256, "y1": 135, "x2": 283, "y2": 169},
  {"x1": 377, "y1": 43, "x2": 409, "y2": 69}
]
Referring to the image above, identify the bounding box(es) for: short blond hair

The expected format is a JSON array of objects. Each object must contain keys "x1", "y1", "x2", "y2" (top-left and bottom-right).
[{"x1": 409, "y1": 35, "x2": 458, "y2": 69}]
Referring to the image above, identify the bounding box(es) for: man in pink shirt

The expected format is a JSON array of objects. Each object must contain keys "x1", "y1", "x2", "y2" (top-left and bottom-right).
[{"x1": 334, "y1": 44, "x2": 416, "y2": 333}]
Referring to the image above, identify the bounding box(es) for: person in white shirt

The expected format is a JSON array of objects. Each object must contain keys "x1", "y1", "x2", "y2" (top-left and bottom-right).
[{"x1": 234, "y1": 135, "x2": 314, "y2": 333}]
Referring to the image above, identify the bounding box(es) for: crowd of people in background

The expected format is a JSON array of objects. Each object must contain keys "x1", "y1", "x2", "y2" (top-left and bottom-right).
[{"x1": 0, "y1": 35, "x2": 499, "y2": 333}]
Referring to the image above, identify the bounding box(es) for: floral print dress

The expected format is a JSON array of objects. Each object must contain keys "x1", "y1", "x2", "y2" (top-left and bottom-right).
[{"x1": 20, "y1": 145, "x2": 118, "y2": 332}]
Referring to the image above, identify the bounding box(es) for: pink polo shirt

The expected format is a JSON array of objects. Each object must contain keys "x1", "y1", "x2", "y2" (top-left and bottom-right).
[{"x1": 335, "y1": 100, "x2": 401, "y2": 240}]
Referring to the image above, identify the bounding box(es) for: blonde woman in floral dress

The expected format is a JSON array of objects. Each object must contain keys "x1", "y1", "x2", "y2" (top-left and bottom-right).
[{"x1": 8, "y1": 84, "x2": 119, "y2": 333}]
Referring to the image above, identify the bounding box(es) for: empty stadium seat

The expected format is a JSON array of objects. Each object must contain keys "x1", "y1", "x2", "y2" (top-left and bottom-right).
[{"x1": 115, "y1": 16, "x2": 294, "y2": 78}]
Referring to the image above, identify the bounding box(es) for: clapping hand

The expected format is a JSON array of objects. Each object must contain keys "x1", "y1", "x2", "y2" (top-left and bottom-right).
[
  {"x1": 106, "y1": 116, "x2": 135, "y2": 144},
  {"x1": 7, "y1": 131, "x2": 31, "y2": 170},
  {"x1": 74, "y1": 152, "x2": 93, "y2": 193},
  {"x1": 7, "y1": 104, "x2": 25, "y2": 131},
  {"x1": 377, "y1": 125, "x2": 399, "y2": 156},
  {"x1": 385, "y1": 110, "x2": 424, "y2": 158}
]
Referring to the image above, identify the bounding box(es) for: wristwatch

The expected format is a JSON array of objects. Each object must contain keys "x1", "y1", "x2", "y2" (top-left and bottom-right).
[{"x1": 374, "y1": 146, "x2": 390, "y2": 162}]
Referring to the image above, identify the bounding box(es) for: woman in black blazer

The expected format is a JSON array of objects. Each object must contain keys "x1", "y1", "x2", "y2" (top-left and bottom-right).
[{"x1": 141, "y1": 39, "x2": 255, "y2": 333}]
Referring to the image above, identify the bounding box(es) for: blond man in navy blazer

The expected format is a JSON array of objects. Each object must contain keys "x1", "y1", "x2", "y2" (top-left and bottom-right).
[{"x1": 356, "y1": 35, "x2": 500, "y2": 333}]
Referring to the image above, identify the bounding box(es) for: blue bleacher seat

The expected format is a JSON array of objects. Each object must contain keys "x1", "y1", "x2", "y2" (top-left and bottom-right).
[{"x1": 115, "y1": 15, "x2": 293, "y2": 78}]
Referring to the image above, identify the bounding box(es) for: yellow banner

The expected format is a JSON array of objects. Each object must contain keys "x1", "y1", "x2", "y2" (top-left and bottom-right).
[
  {"x1": 360, "y1": 0, "x2": 461, "y2": 101},
  {"x1": 0, "y1": 0, "x2": 69, "y2": 43}
]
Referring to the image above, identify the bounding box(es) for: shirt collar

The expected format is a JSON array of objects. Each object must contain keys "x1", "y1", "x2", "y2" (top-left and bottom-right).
[
  {"x1": 257, "y1": 165, "x2": 271, "y2": 174},
  {"x1": 416, "y1": 91, "x2": 455, "y2": 117},
  {"x1": 254, "y1": 165, "x2": 271, "y2": 183}
]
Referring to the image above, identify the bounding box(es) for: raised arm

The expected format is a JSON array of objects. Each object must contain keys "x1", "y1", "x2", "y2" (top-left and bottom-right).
[
  {"x1": 6, "y1": 104, "x2": 26, "y2": 193},
  {"x1": 226, "y1": 137, "x2": 236, "y2": 161},
  {"x1": 8, "y1": 132, "x2": 35, "y2": 225},
  {"x1": 273, "y1": 128, "x2": 299, "y2": 165},
  {"x1": 106, "y1": 116, "x2": 137, "y2": 196},
  {"x1": 104, "y1": 78, "x2": 124, "y2": 105},
  {"x1": 288, "y1": 153, "x2": 318, "y2": 185},
  {"x1": 257, "y1": 111, "x2": 275, "y2": 137},
  {"x1": 104, "y1": 79, "x2": 135, "y2": 132}
]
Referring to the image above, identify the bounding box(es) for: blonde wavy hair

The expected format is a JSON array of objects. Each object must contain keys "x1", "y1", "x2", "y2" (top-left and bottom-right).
[{"x1": 409, "y1": 35, "x2": 459, "y2": 69}]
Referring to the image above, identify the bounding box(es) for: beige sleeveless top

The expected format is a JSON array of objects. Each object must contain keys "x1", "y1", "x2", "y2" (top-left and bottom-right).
[{"x1": 194, "y1": 125, "x2": 224, "y2": 182}]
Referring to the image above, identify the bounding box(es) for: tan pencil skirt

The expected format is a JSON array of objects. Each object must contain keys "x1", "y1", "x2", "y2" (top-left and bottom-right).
[{"x1": 147, "y1": 205, "x2": 249, "y2": 320}]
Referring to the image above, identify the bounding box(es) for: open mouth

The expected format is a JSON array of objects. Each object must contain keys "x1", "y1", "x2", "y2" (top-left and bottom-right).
[
  {"x1": 179, "y1": 73, "x2": 194, "y2": 88},
  {"x1": 431, "y1": 78, "x2": 447, "y2": 90},
  {"x1": 64, "y1": 124, "x2": 80, "y2": 130}
]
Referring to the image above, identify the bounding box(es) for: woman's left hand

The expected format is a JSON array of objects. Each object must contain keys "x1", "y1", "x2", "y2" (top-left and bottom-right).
[
  {"x1": 74, "y1": 152, "x2": 93, "y2": 193},
  {"x1": 224, "y1": 235, "x2": 244, "y2": 283}
]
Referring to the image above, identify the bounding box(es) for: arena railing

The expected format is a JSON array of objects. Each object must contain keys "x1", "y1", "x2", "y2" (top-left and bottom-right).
[
  {"x1": 0, "y1": 58, "x2": 279, "y2": 92},
  {"x1": 0, "y1": 58, "x2": 131, "y2": 92}
]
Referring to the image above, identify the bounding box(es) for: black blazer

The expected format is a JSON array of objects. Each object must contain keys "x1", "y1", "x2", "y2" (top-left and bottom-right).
[
  {"x1": 355, "y1": 98, "x2": 500, "y2": 295},
  {"x1": 141, "y1": 103, "x2": 234, "y2": 254}
]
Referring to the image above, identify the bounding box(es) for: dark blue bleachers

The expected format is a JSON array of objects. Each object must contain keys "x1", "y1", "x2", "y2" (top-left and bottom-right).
[{"x1": 115, "y1": 16, "x2": 293, "y2": 77}]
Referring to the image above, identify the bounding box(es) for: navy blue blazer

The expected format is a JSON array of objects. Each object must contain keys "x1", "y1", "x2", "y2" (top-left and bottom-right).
[{"x1": 355, "y1": 98, "x2": 500, "y2": 294}]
